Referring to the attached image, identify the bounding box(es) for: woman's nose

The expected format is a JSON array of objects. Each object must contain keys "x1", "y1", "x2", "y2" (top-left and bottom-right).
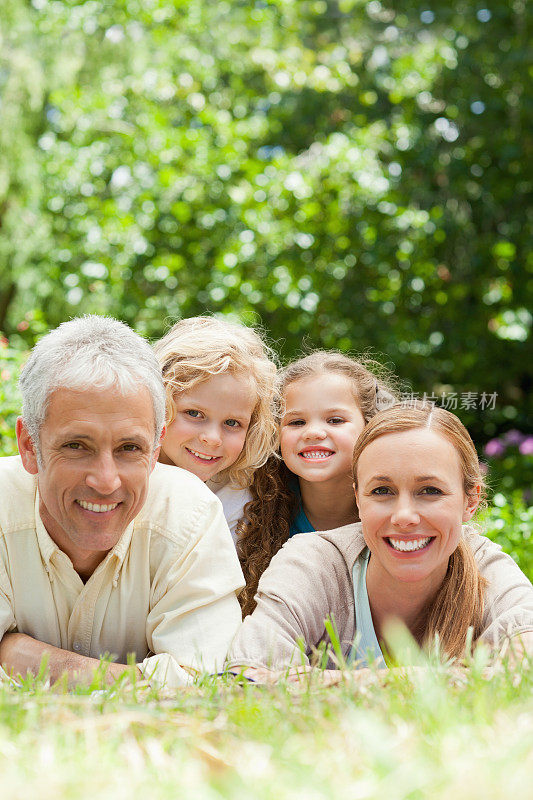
[{"x1": 391, "y1": 496, "x2": 420, "y2": 527}]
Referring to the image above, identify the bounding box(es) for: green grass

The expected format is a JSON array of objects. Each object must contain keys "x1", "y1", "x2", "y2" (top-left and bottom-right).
[{"x1": 1, "y1": 660, "x2": 532, "y2": 799}]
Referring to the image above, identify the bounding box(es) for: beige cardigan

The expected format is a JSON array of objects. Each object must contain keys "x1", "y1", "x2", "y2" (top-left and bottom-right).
[{"x1": 228, "y1": 524, "x2": 533, "y2": 670}]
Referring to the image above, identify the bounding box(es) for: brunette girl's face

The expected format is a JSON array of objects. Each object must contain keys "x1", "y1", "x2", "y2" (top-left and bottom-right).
[
  {"x1": 280, "y1": 372, "x2": 365, "y2": 486},
  {"x1": 355, "y1": 427, "x2": 480, "y2": 590},
  {"x1": 159, "y1": 372, "x2": 256, "y2": 481}
]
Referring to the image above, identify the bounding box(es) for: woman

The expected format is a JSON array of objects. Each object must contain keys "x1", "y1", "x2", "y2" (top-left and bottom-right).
[{"x1": 227, "y1": 403, "x2": 533, "y2": 677}]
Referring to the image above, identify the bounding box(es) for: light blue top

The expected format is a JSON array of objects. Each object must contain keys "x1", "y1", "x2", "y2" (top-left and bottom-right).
[{"x1": 350, "y1": 548, "x2": 385, "y2": 668}]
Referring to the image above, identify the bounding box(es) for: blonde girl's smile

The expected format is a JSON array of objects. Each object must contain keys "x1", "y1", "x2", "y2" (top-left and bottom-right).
[{"x1": 159, "y1": 371, "x2": 256, "y2": 481}]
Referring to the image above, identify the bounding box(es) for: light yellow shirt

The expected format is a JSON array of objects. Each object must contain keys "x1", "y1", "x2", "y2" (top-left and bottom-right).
[{"x1": 0, "y1": 457, "x2": 245, "y2": 687}]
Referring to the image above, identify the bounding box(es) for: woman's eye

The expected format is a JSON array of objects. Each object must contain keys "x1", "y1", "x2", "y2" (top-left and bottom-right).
[
  {"x1": 185, "y1": 409, "x2": 202, "y2": 419},
  {"x1": 371, "y1": 486, "x2": 392, "y2": 496},
  {"x1": 420, "y1": 486, "x2": 443, "y2": 495},
  {"x1": 225, "y1": 419, "x2": 241, "y2": 428}
]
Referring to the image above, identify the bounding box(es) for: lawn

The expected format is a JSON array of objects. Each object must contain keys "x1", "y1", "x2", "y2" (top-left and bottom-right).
[{"x1": 2, "y1": 656, "x2": 532, "y2": 799}]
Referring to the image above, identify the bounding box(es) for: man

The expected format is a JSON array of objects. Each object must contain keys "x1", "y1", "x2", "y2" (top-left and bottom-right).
[{"x1": 0, "y1": 316, "x2": 244, "y2": 687}]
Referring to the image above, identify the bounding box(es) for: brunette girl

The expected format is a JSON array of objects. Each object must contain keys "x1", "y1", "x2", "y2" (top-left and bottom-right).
[{"x1": 237, "y1": 351, "x2": 397, "y2": 614}]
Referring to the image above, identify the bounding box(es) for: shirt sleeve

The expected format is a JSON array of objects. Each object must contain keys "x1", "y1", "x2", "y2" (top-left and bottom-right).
[
  {"x1": 470, "y1": 533, "x2": 533, "y2": 647},
  {"x1": 139, "y1": 497, "x2": 245, "y2": 687},
  {"x1": 227, "y1": 537, "x2": 351, "y2": 671},
  {"x1": 0, "y1": 535, "x2": 18, "y2": 683}
]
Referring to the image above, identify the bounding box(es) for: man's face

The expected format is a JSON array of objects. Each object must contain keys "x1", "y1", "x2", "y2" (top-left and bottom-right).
[{"x1": 17, "y1": 386, "x2": 161, "y2": 570}]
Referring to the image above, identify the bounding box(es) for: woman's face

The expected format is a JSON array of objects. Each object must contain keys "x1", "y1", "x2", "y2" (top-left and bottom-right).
[{"x1": 355, "y1": 428, "x2": 479, "y2": 592}]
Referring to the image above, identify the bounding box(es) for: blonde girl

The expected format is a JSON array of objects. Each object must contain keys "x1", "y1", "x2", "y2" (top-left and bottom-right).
[
  {"x1": 237, "y1": 351, "x2": 398, "y2": 615},
  {"x1": 228, "y1": 402, "x2": 533, "y2": 678},
  {"x1": 154, "y1": 316, "x2": 278, "y2": 539}
]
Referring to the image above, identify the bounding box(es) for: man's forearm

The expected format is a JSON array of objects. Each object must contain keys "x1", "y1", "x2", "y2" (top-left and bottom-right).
[{"x1": 0, "y1": 632, "x2": 141, "y2": 685}]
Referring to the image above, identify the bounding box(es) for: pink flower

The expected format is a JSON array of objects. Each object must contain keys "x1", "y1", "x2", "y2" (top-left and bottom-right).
[
  {"x1": 484, "y1": 439, "x2": 505, "y2": 457},
  {"x1": 503, "y1": 429, "x2": 524, "y2": 446},
  {"x1": 519, "y1": 437, "x2": 533, "y2": 456}
]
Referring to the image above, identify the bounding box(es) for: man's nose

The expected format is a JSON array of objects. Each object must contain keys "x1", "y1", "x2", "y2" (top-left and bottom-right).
[{"x1": 85, "y1": 452, "x2": 121, "y2": 495}]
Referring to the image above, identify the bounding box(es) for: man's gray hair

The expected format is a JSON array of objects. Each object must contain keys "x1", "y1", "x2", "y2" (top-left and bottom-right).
[{"x1": 19, "y1": 316, "x2": 166, "y2": 455}]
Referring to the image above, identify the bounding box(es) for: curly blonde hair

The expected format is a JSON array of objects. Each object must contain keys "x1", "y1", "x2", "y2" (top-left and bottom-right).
[{"x1": 153, "y1": 316, "x2": 278, "y2": 488}]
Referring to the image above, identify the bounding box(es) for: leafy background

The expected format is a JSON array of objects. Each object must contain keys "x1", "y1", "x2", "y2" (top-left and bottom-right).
[{"x1": 1, "y1": 0, "x2": 531, "y2": 569}]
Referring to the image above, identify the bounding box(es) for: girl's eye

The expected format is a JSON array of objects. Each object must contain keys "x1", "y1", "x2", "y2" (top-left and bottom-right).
[
  {"x1": 328, "y1": 417, "x2": 345, "y2": 425},
  {"x1": 225, "y1": 419, "x2": 241, "y2": 428},
  {"x1": 420, "y1": 486, "x2": 443, "y2": 495},
  {"x1": 371, "y1": 486, "x2": 392, "y2": 496},
  {"x1": 286, "y1": 419, "x2": 305, "y2": 426},
  {"x1": 185, "y1": 409, "x2": 202, "y2": 419}
]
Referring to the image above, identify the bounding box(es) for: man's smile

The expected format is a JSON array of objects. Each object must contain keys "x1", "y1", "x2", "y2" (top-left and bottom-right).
[{"x1": 76, "y1": 499, "x2": 120, "y2": 513}]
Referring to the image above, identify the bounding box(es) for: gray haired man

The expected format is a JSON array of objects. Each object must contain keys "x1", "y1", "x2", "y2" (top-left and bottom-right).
[{"x1": 0, "y1": 316, "x2": 244, "y2": 687}]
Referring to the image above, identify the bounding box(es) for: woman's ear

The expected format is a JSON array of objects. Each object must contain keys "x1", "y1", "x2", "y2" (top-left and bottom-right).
[{"x1": 462, "y1": 484, "x2": 481, "y2": 521}]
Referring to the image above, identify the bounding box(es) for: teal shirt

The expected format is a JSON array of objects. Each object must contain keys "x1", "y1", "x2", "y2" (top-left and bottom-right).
[
  {"x1": 288, "y1": 478, "x2": 315, "y2": 537},
  {"x1": 350, "y1": 548, "x2": 385, "y2": 668}
]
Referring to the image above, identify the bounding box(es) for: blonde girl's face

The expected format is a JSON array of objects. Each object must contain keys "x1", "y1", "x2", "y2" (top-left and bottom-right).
[
  {"x1": 280, "y1": 372, "x2": 365, "y2": 486},
  {"x1": 159, "y1": 372, "x2": 256, "y2": 481},
  {"x1": 355, "y1": 428, "x2": 480, "y2": 591}
]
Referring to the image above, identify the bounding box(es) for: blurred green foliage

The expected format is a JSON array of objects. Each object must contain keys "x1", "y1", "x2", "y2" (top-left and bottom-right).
[
  {"x1": 481, "y1": 493, "x2": 533, "y2": 580},
  {"x1": 0, "y1": 0, "x2": 532, "y2": 447},
  {"x1": 0, "y1": 339, "x2": 25, "y2": 457}
]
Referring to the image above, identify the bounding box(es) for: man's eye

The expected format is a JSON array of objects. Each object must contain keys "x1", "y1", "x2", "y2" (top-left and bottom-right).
[
  {"x1": 64, "y1": 442, "x2": 83, "y2": 450},
  {"x1": 420, "y1": 486, "x2": 443, "y2": 495},
  {"x1": 122, "y1": 444, "x2": 140, "y2": 452},
  {"x1": 371, "y1": 486, "x2": 392, "y2": 495},
  {"x1": 225, "y1": 419, "x2": 241, "y2": 428},
  {"x1": 185, "y1": 409, "x2": 202, "y2": 419}
]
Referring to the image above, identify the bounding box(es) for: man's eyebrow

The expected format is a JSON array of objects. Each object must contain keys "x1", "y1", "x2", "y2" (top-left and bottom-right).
[{"x1": 55, "y1": 432, "x2": 93, "y2": 441}]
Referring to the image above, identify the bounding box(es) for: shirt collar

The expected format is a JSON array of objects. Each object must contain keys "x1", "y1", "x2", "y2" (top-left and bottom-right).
[{"x1": 34, "y1": 487, "x2": 135, "y2": 571}]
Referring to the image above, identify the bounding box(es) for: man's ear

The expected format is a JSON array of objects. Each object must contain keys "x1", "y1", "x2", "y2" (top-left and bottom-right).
[
  {"x1": 150, "y1": 425, "x2": 166, "y2": 472},
  {"x1": 462, "y1": 484, "x2": 481, "y2": 522},
  {"x1": 16, "y1": 418, "x2": 39, "y2": 475}
]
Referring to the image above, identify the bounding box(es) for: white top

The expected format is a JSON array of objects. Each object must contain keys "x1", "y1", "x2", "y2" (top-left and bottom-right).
[
  {"x1": 0, "y1": 457, "x2": 245, "y2": 687},
  {"x1": 206, "y1": 478, "x2": 251, "y2": 543}
]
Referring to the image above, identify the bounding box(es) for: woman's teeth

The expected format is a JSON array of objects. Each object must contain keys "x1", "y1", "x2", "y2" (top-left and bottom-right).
[{"x1": 388, "y1": 537, "x2": 431, "y2": 552}]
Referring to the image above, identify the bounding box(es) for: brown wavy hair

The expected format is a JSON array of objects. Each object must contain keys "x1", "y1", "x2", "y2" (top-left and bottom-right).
[
  {"x1": 237, "y1": 351, "x2": 399, "y2": 616},
  {"x1": 352, "y1": 401, "x2": 487, "y2": 661}
]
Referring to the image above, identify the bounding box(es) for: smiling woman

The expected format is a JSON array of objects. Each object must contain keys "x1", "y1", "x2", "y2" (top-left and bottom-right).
[{"x1": 227, "y1": 403, "x2": 533, "y2": 676}]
